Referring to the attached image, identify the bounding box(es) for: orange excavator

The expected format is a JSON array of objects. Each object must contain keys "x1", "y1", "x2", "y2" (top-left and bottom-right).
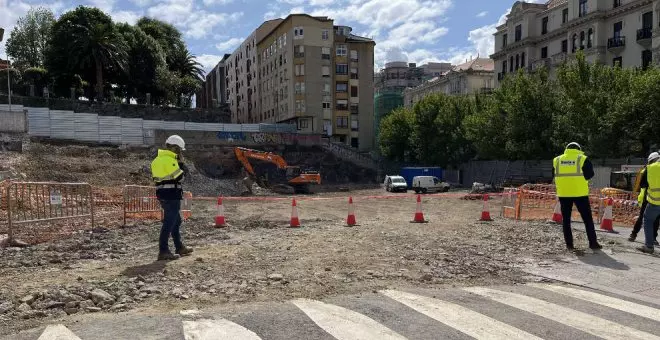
[{"x1": 234, "y1": 147, "x2": 321, "y2": 194}]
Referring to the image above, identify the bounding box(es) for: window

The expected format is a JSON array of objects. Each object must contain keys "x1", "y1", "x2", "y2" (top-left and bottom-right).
[
  {"x1": 613, "y1": 0, "x2": 621, "y2": 8},
  {"x1": 572, "y1": 34, "x2": 577, "y2": 52},
  {"x1": 350, "y1": 86, "x2": 358, "y2": 97},
  {"x1": 294, "y1": 26, "x2": 304, "y2": 39},
  {"x1": 502, "y1": 34, "x2": 508, "y2": 48},
  {"x1": 298, "y1": 119, "x2": 309, "y2": 129},
  {"x1": 350, "y1": 67, "x2": 358, "y2": 79},
  {"x1": 323, "y1": 119, "x2": 331, "y2": 134},
  {"x1": 350, "y1": 50, "x2": 358, "y2": 61},
  {"x1": 322, "y1": 30, "x2": 329, "y2": 40},
  {"x1": 580, "y1": 31, "x2": 585, "y2": 49},
  {"x1": 612, "y1": 56, "x2": 622, "y2": 67},
  {"x1": 350, "y1": 137, "x2": 358, "y2": 148},
  {"x1": 562, "y1": 39, "x2": 568, "y2": 53},
  {"x1": 336, "y1": 82, "x2": 348, "y2": 92},
  {"x1": 336, "y1": 63, "x2": 348, "y2": 75},
  {"x1": 614, "y1": 21, "x2": 622, "y2": 37},
  {"x1": 579, "y1": 0, "x2": 587, "y2": 17},
  {"x1": 509, "y1": 56, "x2": 514, "y2": 72},
  {"x1": 336, "y1": 44, "x2": 347, "y2": 56},
  {"x1": 322, "y1": 102, "x2": 331, "y2": 109},
  {"x1": 587, "y1": 28, "x2": 593, "y2": 48},
  {"x1": 295, "y1": 45, "x2": 304, "y2": 57},
  {"x1": 642, "y1": 50, "x2": 652, "y2": 69},
  {"x1": 542, "y1": 17, "x2": 548, "y2": 34},
  {"x1": 515, "y1": 25, "x2": 522, "y2": 41},
  {"x1": 322, "y1": 47, "x2": 330, "y2": 60},
  {"x1": 322, "y1": 66, "x2": 330, "y2": 77},
  {"x1": 541, "y1": 46, "x2": 548, "y2": 59},
  {"x1": 295, "y1": 100, "x2": 306, "y2": 112},
  {"x1": 562, "y1": 8, "x2": 568, "y2": 24},
  {"x1": 515, "y1": 54, "x2": 520, "y2": 70},
  {"x1": 283, "y1": 33, "x2": 287, "y2": 45},
  {"x1": 336, "y1": 116, "x2": 348, "y2": 128},
  {"x1": 351, "y1": 115, "x2": 359, "y2": 131},
  {"x1": 521, "y1": 52, "x2": 526, "y2": 67},
  {"x1": 295, "y1": 82, "x2": 305, "y2": 94},
  {"x1": 642, "y1": 11, "x2": 653, "y2": 29},
  {"x1": 502, "y1": 60, "x2": 507, "y2": 74},
  {"x1": 295, "y1": 64, "x2": 305, "y2": 76},
  {"x1": 336, "y1": 99, "x2": 348, "y2": 110}
]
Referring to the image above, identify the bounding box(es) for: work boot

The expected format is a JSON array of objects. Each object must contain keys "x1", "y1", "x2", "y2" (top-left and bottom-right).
[
  {"x1": 636, "y1": 246, "x2": 654, "y2": 254},
  {"x1": 654, "y1": 240, "x2": 659, "y2": 246},
  {"x1": 176, "y1": 246, "x2": 193, "y2": 256},
  {"x1": 628, "y1": 233, "x2": 637, "y2": 242},
  {"x1": 589, "y1": 243, "x2": 603, "y2": 250},
  {"x1": 157, "y1": 252, "x2": 178, "y2": 261}
]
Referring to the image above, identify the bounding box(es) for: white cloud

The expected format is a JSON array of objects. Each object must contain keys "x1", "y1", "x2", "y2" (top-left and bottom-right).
[
  {"x1": 216, "y1": 37, "x2": 243, "y2": 52},
  {"x1": 476, "y1": 11, "x2": 488, "y2": 18},
  {"x1": 196, "y1": 54, "x2": 223, "y2": 73},
  {"x1": 146, "y1": 0, "x2": 242, "y2": 39},
  {"x1": 202, "y1": 0, "x2": 235, "y2": 5},
  {"x1": 112, "y1": 10, "x2": 143, "y2": 25},
  {"x1": 130, "y1": 0, "x2": 152, "y2": 7}
]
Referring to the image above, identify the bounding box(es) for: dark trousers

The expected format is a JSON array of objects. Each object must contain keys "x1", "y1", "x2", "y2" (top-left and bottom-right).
[
  {"x1": 559, "y1": 196, "x2": 599, "y2": 248},
  {"x1": 632, "y1": 200, "x2": 659, "y2": 240},
  {"x1": 159, "y1": 199, "x2": 183, "y2": 253}
]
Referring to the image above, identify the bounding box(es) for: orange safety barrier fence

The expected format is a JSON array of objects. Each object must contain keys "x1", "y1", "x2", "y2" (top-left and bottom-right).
[
  {"x1": 1, "y1": 181, "x2": 94, "y2": 244},
  {"x1": 122, "y1": 185, "x2": 193, "y2": 226}
]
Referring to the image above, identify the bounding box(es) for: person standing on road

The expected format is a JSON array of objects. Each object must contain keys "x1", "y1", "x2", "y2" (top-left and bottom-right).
[
  {"x1": 635, "y1": 152, "x2": 660, "y2": 254},
  {"x1": 629, "y1": 152, "x2": 660, "y2": 245},
  {"x1": 553, "y1": 142, "x2": 602, "y2": 251},
  {"x1": 150, "y1": 135, "x2": 193, "y2": 261}
]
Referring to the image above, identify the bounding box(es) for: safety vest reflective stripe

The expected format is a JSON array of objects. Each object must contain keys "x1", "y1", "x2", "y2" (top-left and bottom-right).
[
  {"x1": 646, "y1": 188, "x2": 660, "y2": 202},
  {"x1": 153, "y1": 168, "x2": 184, "y2": 183},
  {"x1": 554, "y1": 155, "x2": 583, "y2": 177}
]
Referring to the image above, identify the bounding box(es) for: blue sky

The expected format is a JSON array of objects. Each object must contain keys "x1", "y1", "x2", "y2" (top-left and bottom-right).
[{"x1": 0, "y1": 0, "x2": 543, "y2": 73}]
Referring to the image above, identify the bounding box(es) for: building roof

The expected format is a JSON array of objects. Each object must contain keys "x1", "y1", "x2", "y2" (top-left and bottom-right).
[
  {"x1": 546, "y1": 0, "x2": 568, "y2": 9},
  {"x1": 257, "y1": 14, "x2": 332, "y2": 44},
  {"x1": 347, "y1": 33, "x2": 374, "y2": 43},
  {"x1": 451, "y1": 58, "x2": 494, "y2": 72}
]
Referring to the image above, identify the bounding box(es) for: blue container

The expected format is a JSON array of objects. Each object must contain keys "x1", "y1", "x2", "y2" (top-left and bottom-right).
[{"x1": 400, "y1": 167, "x2": 443, "y2": 189}]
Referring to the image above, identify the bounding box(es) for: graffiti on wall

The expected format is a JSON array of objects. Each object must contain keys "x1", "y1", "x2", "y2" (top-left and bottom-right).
[
  {"x1": 216, "y1": 132, "x2": 322, "y2": 145},
  {"x1": 322, "y1": 141, "x2": 378, "y2": 170}
]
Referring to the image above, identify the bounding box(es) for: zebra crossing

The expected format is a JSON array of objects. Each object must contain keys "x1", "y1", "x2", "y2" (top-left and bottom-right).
[{"x1": 14, "y1": 283, "x2": 660, "y2": 340}]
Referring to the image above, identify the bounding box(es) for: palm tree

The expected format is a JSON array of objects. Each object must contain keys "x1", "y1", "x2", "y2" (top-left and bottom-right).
[
  {"x1": 68, "y1": 23, "x2": 127, "y2": 101},
  {"x1": 169, "y1": 46, "x2": 204, "y2": 80}
]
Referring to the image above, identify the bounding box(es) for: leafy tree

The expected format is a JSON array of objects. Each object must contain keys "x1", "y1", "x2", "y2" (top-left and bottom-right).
[
  {"x1": 22, "y1": 67, "x2": 49, "y2": 96},
  {"x1": 463, "y1": 94, "x2": 507, "y2": 159},
  {"x1": 136, "y1": 18, "x2": 186, "y2": 66},
  {"x1": 5, "y1": 7, "x2": 55, "y2": 69},
  {"x1": 379, "y1": 107, "x2": 414, "y2": 163},
  {"x1": 169, "y1": 45, "x2": 204, "y2": 80},
  {"x1": 0, "y1": 68, "x2": 22, "y2": 94}
]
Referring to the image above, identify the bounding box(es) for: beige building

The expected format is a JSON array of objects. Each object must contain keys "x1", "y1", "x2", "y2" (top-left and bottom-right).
[
  {"x1": 403, "y1": 58, "x2": 495, "y2": 108},
  {"x1": 226, "y1": 14, "x2": 375, "y2": 151},
  {"x1": 492, "y1": 0, "x2": 660, "y2": 85},
  {"x1": 374, "y1": 61, "x2": 452, "y2": 94}
]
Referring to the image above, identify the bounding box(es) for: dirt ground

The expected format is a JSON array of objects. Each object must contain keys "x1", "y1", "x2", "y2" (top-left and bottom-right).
[{"x1": 0, "y1": 188, "x2": 610, "y2": 335}]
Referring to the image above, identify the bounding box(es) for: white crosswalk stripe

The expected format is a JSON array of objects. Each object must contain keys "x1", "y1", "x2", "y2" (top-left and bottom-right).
[
  {"x1": 291, "y1": 298, "x2": 408, "y2": 340},
  {"x1": 465, "y1": 286, "x2": 660, "y2": 340},
  {"x1": 37, "y1": 324, "x2": 81, "y2": 340},
  {"x1": 530, "y1": 283, "x2": 660, "y2": 322},
  {"x1": 182, "y1": 318, "x2": 263, "y2": 340},
  {"x1": 381, "y1": 290, "x2": 543, "y2": 340}
]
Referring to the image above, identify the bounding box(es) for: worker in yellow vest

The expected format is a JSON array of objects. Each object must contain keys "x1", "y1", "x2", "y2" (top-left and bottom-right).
[
  {"x1": 636, "y1": 152, "x2": 660, "y2": 253},
  {"x1": 629, "y1": 152, "x2": 660, "y2": 245},
  {"x1": 151, "y1": 135, "x2": 193, "y2": 261},
  {"x1": 553, "y1": 142, "x2": 602, "y2": 251}
]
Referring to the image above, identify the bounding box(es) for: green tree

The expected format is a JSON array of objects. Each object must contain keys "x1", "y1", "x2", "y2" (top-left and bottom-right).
[
  {"x1": 136, "y1": 18, "x2": 186, "y2": 66},
  {"x1": 463, "y1": 94, "x2": 508, "y2": 159},
  {"x1": 379, "y1": 107, "x2": 414, "y2": 163},
  {"x1": 169, "y1": 46, "x2": 204, "y2": 80},
  {"x1": 5, "y1": 7, "x2": 55, "y2": 69}
]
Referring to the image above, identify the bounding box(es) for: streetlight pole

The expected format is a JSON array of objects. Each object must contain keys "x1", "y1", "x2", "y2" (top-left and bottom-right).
[{"x1": 0, "y1": 27, "x2": 9, "y2": 112}]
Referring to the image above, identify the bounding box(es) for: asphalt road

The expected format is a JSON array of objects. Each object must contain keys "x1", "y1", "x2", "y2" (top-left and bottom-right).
[{"x1": 5, "y1": 282, "x2": 660, "y2": 340}]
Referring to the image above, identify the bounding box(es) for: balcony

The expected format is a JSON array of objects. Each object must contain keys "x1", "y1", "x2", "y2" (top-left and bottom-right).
[
  {"x1": 530, "y1": 58, "x2": 550, "y2": 72},
  {"x1": 607, "y1": 36, "x2": 625, "y2": 51},
  {"x1": 294, "y1": 52, "x2": 305, "y2": 58},
  {"x1": 637, "y1": 28, "x2": 652, "y2": 45},
  {"x1": 480, "y1": 87, "x2": 493, "y2": 94},
  {"x1": 551, "y1": 52, "x2": 568, "y2": 65}
]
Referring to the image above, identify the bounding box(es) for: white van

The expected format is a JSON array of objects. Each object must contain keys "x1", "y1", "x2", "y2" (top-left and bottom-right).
[
  {"x1": 412, "y1": 176, "x2": 450, "y2": 194},
  {"x1": 384, "y1": 175, "x2": 408, "y2": 192}
]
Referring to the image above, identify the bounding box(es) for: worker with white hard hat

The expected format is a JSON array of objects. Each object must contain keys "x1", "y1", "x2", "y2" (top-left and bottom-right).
[
  {"x1": 553, "y1": 142, "x2": 602, "y2": 251},
  {"x1": 635, "y1": 152, "x2": 660, "y2": 253},
  {"x1": 630, "y1": 152, "x2": 660, "y2": 245},
  {"x1": 150, "y1": 134, "x2": 193, "y2": 261}
]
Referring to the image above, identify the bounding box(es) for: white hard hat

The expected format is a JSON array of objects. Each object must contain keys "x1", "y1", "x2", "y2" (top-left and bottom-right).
[
  {"x1": 566, "y1": 142, "x2": 581, "y2": 150},
  {"x1": 165, "y1": 135, "x2": 186, "y2": 150},
  {"x1": 648, "y1": 152, "x2": 660, "y2": 163}
]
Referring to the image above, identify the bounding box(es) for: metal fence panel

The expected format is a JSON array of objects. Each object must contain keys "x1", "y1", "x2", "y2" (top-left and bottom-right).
[
  {"x1": 121, "y1": 118, "x2": 144, "y2": 145},
  {"x1": 0, "y1": 104, "x2": 25, "y2": 112},
  {"x1": 74, "y1": 113, "x2": 99, "y2": 142},
  {"x1": 27, "y1": 107, "x2": 50, "y2": 137},
  {"x1": 122, "y1": 185, "x2": 160, "y2": 225},
  {"x1": 50, "y1": 110, "x2": 76, "y2": 140},
  {"x1": 99, "y1": 116, "x2": 122, "y2": 144}
]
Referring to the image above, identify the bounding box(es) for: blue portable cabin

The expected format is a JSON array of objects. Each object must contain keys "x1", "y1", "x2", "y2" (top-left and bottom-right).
[{"x1": 400, "y1": 167, "x2": 443, "y2": 189}]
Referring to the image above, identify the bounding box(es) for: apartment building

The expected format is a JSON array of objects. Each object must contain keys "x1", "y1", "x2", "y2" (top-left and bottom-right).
[
  {"x1": 374, "y1": 62, "x2": 452, "y2": 94},
  {"x1": 403, "y1": 58, "x2": 495, "y2": 108},
  {"x1": 492, "y1": 0, "x2": 660, "y2": 85},
  {"x1": 196, "y1": 54, "x2": 230, "y2": 109},
  {"x1": 250, "y1": 14, "x2": 375, "y2": 151}
]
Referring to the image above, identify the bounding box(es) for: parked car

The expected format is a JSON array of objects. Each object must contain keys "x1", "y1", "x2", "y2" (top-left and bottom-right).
[
  {"x1": 412, "y1": 176, "x2": 450, "y2": 194},
  {"x1": 384, "y1": 175, "x2": 408, "y2": 192}
]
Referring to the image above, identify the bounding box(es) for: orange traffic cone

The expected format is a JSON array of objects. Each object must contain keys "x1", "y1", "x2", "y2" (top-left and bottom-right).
[
  {"x1": 599, "y1": 197, "x2": 615, "y2": 232},
  {"x1": 289, "y1": 198, "x2": 301, "y2": 228},
  {"x1": 551, "y1": 199, "x2": 562, "y2": 224},
  {"x1": 346, "y1": 196, "x2": 357, "y2": 226},
  {"x1": 480, "y1": 194, "x2": 493, "y2": 221},
  {"x1": 411, "y1": 194, "x2": 426, "y2": 223},
  {"x1": 214, "y1": 196, "x2": 226, "y2": 228}
]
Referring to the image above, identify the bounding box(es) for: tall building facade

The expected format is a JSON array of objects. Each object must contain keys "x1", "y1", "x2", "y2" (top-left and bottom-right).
[
  {"x1": 197, "y1": 54, "x2": 230, "y2": 109},
  {"x1": 492, "y1": 0, "x2": 660, "y2": 86},
  {"x1": 403, "y1": 58, "x2": 495, "y2": 108},
  {"x1": 224, "y1": 14, "x2": 375, "y2": 151}
]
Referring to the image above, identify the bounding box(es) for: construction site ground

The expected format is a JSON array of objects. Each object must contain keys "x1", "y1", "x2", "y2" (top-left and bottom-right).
[{"x1": 0, "y1": 142, "x2": 647, "y2": 336}]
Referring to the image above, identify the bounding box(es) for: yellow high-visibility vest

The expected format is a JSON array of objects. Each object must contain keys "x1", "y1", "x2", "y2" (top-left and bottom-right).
[
  {"x1": 150, "y1": 149, "x2": 184, "y2": 184},
  {"x1": 645, "y1": 162, "x2": 660, "y2": 206},
  {"x1": 553, "y1": 149, "x2": 589, "y2": 197}
]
